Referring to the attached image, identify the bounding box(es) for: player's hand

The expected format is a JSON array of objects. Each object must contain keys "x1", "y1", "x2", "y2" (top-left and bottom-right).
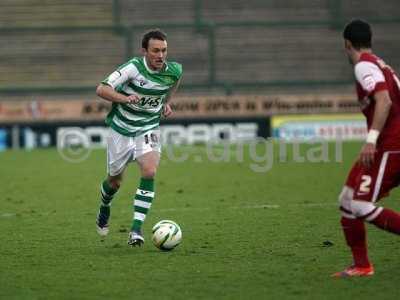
[
  {"x1": 358, "y1": 143, "x2": 377, "y2": 168},
  {"x1": 124, "y1": 94, "x2": 140, "y2": 104},
  {"x1": 163, "y1": 103, "x2": 173, "y2": 118}
]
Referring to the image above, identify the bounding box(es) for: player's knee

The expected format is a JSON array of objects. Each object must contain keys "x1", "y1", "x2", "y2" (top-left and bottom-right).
[
  {"x1": 338, "y1": 186, "x2": 353, "y2": 212},
  {"x1": 141, "y1": 166, "x2": 157, "y2": 178},
  {"x1": 350, "y1": 200, "x2": 376, "y2": 218},
  {"x1": 142, "y1": 167, "x2": 157, "y2": 178},
  {"x1": 108, "y1": 178, "x2": 122, "y2": 190}
]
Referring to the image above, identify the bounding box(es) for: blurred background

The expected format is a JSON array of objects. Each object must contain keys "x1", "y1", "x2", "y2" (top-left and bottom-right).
[{"x1": 0, "y1": 0, "x2": 400, "y2": 151}]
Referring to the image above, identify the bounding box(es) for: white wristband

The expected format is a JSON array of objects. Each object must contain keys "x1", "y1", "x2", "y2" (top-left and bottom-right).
[{"x1": 366, "y1": 129, "x2": 380, "y2": 144}]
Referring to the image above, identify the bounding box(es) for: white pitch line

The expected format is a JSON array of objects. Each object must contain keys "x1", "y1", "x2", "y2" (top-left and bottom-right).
[
  {"x1": 236, "y1": 204, "x2": 280, "y2": 209},
  {"x1": 292, "y1": 203, "x2": 338, "y2": 207},
  {"x1": 1, "y1": 213, "x2": 17, "y2": 218},
  {"x1": 155, "y1": 202, "x2": 337, "y2": 212},
  {"x1": 0, "y1": 203, "x2": 338, "y2": 218},
  {"x1": 156, "y1": 207, "x2": 212, "y2": 212}
]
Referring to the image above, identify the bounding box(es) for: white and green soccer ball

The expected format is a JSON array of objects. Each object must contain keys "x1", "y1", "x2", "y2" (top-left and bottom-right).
[{"x1": 151, "y1": 220, "x2": 182, "y2": 251}]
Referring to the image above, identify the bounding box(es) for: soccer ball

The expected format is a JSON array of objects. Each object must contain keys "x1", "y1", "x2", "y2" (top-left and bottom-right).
[{"x1": 151, "y1": 220, "x2": 182, "y2": 251}]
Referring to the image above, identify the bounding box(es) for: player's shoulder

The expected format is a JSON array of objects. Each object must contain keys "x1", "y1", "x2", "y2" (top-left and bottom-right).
[
  {"x1": 166, "y1": 61, "x2": 183, "y2": 78},
  {"x1": 359, "y1": 52, "x2": 379, "y2": 63},
  {"x1": 354, "y1": 54, "x2": 382, "y2": 77},
  {"x1": 117, "y1": 57, "x2": 141, "y2": 73},
  {"x1": 126, "y1": 57, "x2": 142, "y2": 68}
]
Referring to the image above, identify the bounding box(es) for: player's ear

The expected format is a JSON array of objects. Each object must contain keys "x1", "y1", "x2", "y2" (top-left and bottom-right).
[
  {"x1": 141, "y1": 47, "x2": 147, "y2": 55},
  {"x1": 344, "y1": 39, "x2": 352, "y2": 51}
]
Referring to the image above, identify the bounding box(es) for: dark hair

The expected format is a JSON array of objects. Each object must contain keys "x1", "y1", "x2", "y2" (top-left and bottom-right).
[
  {"x1": 141, "y1": 29, "x2": 167, "y2": 49},
  {"x1": 343, "y1": 19, "x2": 372, "y2": 49}
]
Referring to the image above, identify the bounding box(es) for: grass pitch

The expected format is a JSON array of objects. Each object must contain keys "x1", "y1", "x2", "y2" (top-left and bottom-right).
[{"x1": 1, "y1": 142, "x2": 400, "y2": 299}]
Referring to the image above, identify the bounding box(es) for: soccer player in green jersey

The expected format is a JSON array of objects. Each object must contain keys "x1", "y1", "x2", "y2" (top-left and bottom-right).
[{"x1": 95, "y1": 29, "x2": 182, "y2": 246}]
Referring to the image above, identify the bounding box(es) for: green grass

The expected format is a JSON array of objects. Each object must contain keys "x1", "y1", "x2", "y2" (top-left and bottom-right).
[{"x1": 1, "y1": 142, "x2": 400, "y2": 299}]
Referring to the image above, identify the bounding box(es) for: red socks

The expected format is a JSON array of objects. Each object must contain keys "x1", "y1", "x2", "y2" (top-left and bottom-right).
[
  {"x1": 341, "y1": 209, "x2": 400, "y2": 267},
  {"x1": 371, "y1": 208, "x2": 400, "y2": 234},
  {"x1": 341, "y1": 217, "x2": 370, "y2": 267}
]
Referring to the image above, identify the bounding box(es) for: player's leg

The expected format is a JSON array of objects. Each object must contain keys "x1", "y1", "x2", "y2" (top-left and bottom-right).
[
  {"x1": 96, "y1": 172, "x2": 124, "y2": 236},
  {"x1": 337, "y1": 183, "x2": 372, "y2": 270},
  {"x1": 348, "y1": 151, "x2": 400, "y2": 235},
  {"x1": 334, "y1": 151, "x2": 400, "y2": 276},
  {"x1": 370, "y1": 209, "x2": 400, "y2": 233},
  {"x1": 128, "y1": 151, "x2": 160, "y2": 246},
  {"x1": 333, "y1": 161, "x2": 374, "y2": 277},
  {"x1": 367, "y1": 152, "x2": 400, "y2": 234},
  {"x1": 128, "y1": 131, "x2": 161, "y2": 246},
  {"x1": 96, "y1": 129, "x2": 133, "y2": 236}
]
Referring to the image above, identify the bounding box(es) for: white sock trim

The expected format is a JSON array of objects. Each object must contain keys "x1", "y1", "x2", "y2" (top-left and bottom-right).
[
  {"x1": 136, "y1": 189, "x2": 155, "y2": 198},
  {"x1": 366, "y1": 207, "x2": 384, "y2": 222},
  {"x1": 341, "y1": 211, "x2": 357, "y2": 219},
  {"x1": 134, "y1": 212, "x2": 146, "y2": 221},
  {"x1": 134, "y1": 199, "x2": 152, "y2": 209}
]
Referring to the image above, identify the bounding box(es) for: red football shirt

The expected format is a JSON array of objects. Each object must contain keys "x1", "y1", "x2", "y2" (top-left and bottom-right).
[{"x1": 355, "y1": 52, "x2": 400, "y2": 149}]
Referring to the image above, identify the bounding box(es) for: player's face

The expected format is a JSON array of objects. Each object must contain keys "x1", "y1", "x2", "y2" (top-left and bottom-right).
[
  {"x1": 344, "y1": 40, "x2": 353, "y2": 65},
  {"x1": 143, "y1": 39, "x2": 168, "y2": 71}
]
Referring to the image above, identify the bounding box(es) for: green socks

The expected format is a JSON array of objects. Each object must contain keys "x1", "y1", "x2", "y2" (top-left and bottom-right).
[{"x1": 131, "y1": 178, "x2": 155, "y2": 232}]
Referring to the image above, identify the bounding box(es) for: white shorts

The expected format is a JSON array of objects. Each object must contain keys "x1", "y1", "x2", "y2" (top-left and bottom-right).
[{"x1": 106, "y1": 128, "x2": 161, "y2": 176}]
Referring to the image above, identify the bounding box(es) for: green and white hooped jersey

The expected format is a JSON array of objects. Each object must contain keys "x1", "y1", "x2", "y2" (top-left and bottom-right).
[{"x1": 102, "y1": 57, "x2": 183, "y2": 137}]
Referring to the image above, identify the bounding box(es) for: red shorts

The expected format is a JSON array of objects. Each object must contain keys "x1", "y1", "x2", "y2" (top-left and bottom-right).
[{"x1": 345, "y1": 150, "x2": 400, "y2": 202}]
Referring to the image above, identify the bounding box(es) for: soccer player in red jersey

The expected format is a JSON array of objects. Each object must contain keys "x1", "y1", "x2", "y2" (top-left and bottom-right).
[{"x1": 333, "y1": 19, "x2": 400, "y2": 277}]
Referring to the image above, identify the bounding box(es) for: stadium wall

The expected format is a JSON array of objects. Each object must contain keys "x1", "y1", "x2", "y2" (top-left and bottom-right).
[{"x1": 0, "y1": 94, "x2": 365, "y2": 150}]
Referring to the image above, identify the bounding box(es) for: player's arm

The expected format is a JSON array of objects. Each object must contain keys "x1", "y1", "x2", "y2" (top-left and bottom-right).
[
  {"x1": 162, "y1": 78, "x2": 182, "y2": 118},
  {"x1": 370, "y1": 90, "x2": 392, "y2": 133},
  {"x1": 355, "y1": 61, "x2": 391, "y2": 167},
  {"x1": 96, "y1": 84, "x2": 139, "y2": 104},
  {"x1": 359, "y1": 90, "x2": 391, "y2": 167},
  {"x1": 164, "y1": 78, "x2": 182, "y2": 104},
  {"x1": 96, "y1": 63, "x2": 140, "y2": 104}
]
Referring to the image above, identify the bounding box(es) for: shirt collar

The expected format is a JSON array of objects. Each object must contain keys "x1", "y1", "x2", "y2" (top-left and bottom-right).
[{"x1": 143, "y1": 56, "x2": 168, "y2": 73}]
